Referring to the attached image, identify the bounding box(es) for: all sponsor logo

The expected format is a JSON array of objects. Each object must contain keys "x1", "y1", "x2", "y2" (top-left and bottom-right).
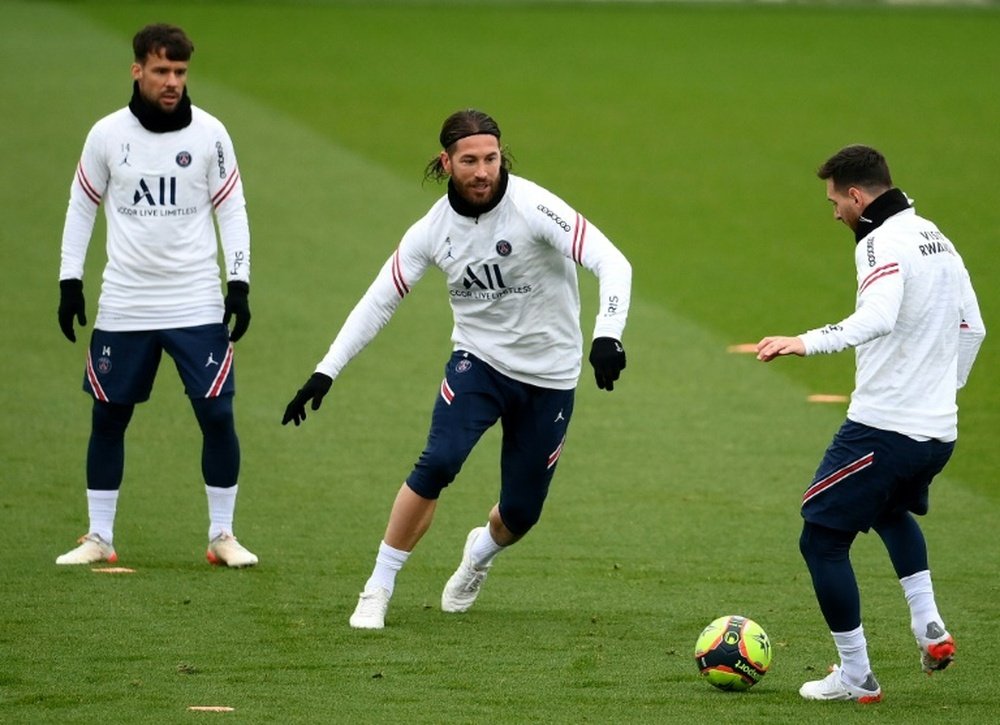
[
  {"x1": 453, "y1": 263, "x2": 531, "y2": 300},
  {"x1": 117, "y1": 176, "x2": 196, "y2": 217},
  {"x1": 133, "y1": 177, "x2": 177, "y2": 206},
  {"x1": 464, "y1": 263, "x2": 506, "y2": 291}
]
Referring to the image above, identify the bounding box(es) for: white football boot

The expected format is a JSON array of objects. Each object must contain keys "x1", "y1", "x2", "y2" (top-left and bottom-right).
[
  {"x1": 917, "y1": 621, "x2": 956, "y2": 674},
  {"x1": 56, "y1": 533, "x2": 117, "y2": 565},
  {"x1": 206, "y1": 533, "x2": 258, "y2": 568},
  {"x1": 799, "y1": 664, "x2": 882, "y2": 703},
  {"x1": 441, "y1": 527, "x2": 491, "y2": 613},
  {"x1": 349, "y1": 587, "x2": 391, "y2": 630}
]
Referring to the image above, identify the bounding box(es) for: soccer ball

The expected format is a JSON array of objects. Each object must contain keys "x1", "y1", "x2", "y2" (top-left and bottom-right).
[{"x1": 694, "y1": 615, "x2": 772, "y2": 691}]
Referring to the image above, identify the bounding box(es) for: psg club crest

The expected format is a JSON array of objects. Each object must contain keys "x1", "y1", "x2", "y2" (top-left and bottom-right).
[
  {"x1": 176, "y1": 151, "x2": 192, "y2": 167},
  {"x1": 456, "y1": 359, "x2": 472, "y2": 374},
  {"x1": 496, "y1": 240, "x2": 512, "y2": 256},
  {"x1": 97, "y1": 357, "x2": 112, "y2": 374}
]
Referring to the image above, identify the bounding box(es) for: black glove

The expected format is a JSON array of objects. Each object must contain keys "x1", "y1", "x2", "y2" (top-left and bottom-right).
[
  {"x1": 282, "y1": 373, "x2": 333, "y2": 426},
  {"x1": 223, "y1": 281, "x2": 251, "y2": 342},
  {"x1": 588, "y1": 337, "x2": 626, "y2": 391},
  {"x1": 58, "y1": 279, "x2": 87, "y2": 342}
]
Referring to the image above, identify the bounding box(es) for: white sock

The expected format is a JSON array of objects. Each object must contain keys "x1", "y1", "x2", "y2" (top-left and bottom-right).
[
  {"x1": 832, "y1": 625, "x2": 871, "y2": 685},
  {"x1": 87, "y1": 489, "x2": 119, "y2": 544},
  {"x1": 469, "y1": 524, "x2": 504, "y2": 569},
  {"x1": 206, "y1": 484, "x2": 238, "y2": 540},
  {"x1": 364, "y1": 540, "x2": 410, "y2": 595},
  {"x1": 900, "y1": 570, "x2": 944, "y2": 640}
]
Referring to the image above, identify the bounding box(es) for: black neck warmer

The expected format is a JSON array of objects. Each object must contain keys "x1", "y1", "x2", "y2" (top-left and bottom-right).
[
  {"x1": 447, "y1": 169, "x2": 509, "y2": 218},
  {"x1": 128, "y1": 81, "x2": 192, "y2": 133},
  {"x1": 854, "y1": 188, "x2": 911, "y2": 242}
]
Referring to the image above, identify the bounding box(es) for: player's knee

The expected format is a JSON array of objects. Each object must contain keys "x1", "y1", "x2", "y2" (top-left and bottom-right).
[
  {"x1": 498, "y1": 502, "x2": 542, "y2": 537},
  {"x1": 91, "y1": 401, "x2": 134, "y2": 438},
  {"x1": 799, "y1": 521, "x2": 853, "y2": 564},
  {"x1": 414, "y1": 444, "x2": 467, "y2": 488},
  {"x1": 191, "y1": 395, "x2": 235, "y2": 438}
]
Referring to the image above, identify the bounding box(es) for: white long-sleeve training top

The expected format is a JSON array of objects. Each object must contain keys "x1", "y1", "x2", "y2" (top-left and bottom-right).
[
  {"x1": 800, "y1": 203, "x2": 985, "y2": 441},
  {"x1": 60, "y1": 105, "x2": 250, "y2": 331},
  {"x1": 316, "y1": 173, "x2": 632, "y2": 390}
]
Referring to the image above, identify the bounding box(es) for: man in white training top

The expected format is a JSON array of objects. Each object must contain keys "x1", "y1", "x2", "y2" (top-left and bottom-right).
[
  {"x1": 283, "y1": 109, "x2": 632, "y2": 629},
  {"x1": 57, "y1": 23, "x2": 257, "y2": 568},
  {"x1": 757, "y1": 144, "x2": 985, "y2": 703}
]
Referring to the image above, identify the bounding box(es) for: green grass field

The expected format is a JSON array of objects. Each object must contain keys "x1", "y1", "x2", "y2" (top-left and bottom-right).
[{"x1": 2, "y1": 1, "x2": 998, "y2": 723}]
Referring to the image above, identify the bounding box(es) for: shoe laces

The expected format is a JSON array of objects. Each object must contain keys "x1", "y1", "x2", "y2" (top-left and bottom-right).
[{"x1": 459, "y1": 564, "x2": 487, "y2": 593}]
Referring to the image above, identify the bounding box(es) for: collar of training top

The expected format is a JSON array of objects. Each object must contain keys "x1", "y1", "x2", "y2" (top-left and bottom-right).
[
  {"x1": 854, "y1": 187, "x2": 911, "y2": 243},
  {"x1": 128, "y1": 81, "x2": 193, "y2": 133},
  {"x1": 447, "y1": 168, "x2": 509, "y2": 218}
]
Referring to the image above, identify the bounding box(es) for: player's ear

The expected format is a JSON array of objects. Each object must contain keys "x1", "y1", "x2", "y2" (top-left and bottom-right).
[
  {"x1": 439, "y1": 150, "x2": 451, "y2": 175},
  {"x1": 130, "y1": 62, "x2": 143, "y2": 81}
]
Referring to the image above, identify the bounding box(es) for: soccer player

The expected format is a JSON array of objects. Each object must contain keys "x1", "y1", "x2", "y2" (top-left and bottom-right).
[
  {"x1": 56, "y1": 24, "x2": 258, "y2": 568},
  {"x1": 757, "y1": 145, "x2": 985, "y2": 702},
  {"x1": 282, "y1": 109, "x2": 631, "y2": 629}
]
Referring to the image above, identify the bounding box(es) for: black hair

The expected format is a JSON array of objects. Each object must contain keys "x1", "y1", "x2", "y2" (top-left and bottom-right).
[
  {"x1": 133, "y1": 23, "x2": 194, "y2": 63},
  {"x1": 817, "y1": 144, "x2": 892, "y2": 192},
  {"x1": 424, "y1": 109, "x2": 512, "y2": 183}
]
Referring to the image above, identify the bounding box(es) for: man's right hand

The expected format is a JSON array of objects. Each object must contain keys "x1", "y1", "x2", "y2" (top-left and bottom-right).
[
  {"x1": 282, "y1": 372, "x2": 333, "y2": 426},
  {"x1": 58, "y1": 279, "x2": 87, "y2": 342}
]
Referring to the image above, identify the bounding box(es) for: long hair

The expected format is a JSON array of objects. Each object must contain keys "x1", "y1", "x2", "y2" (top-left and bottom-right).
[{"x1": 423, "y1": 109, "x2": 513, "y2": 183}]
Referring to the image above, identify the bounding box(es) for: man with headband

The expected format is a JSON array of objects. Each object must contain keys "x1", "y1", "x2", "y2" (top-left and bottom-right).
[{"x1": 282, "y1": 109, "x2": 632, "y2": 629}]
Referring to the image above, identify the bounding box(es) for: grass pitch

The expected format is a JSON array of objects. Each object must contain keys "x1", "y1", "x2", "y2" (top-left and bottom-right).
[{"x1": 2, "y1": 2, "x2": 998, "y2": 723}]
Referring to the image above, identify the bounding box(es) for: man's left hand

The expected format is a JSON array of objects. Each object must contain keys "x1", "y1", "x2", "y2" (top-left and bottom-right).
[
  {"x1": 224, "y1": 281, "x2": 251, "y2": 342},
  {"x1": 589, "y1": 337, "x2": 627, "y2": 391}
]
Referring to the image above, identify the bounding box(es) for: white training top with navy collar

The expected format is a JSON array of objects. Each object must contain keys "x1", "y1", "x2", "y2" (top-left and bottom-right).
[
  {"x1": 315, "y1": 173, "x2": 632, "y2": 390},
  {"x1": 60, "y1": 105, "x2": 250, "y2": 331},
  {"x1": 799, "y1": 205, "x2": 985, "y2": 441}
]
